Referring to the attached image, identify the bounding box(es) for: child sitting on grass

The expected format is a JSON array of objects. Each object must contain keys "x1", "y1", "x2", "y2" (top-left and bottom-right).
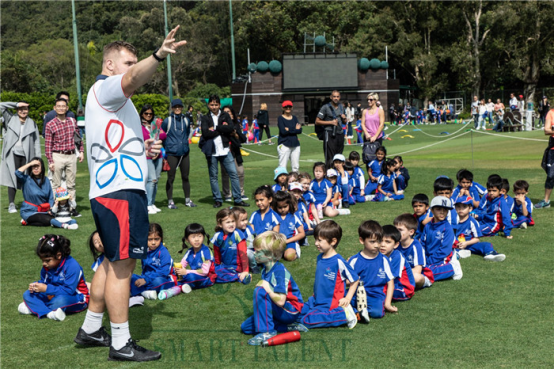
[
  {"x1": 380, "y1": 225, "x2": 415, "y2": 302},
  {"x1": 175, "y1": 223, "x2": 216, "y2": 290},
  {"x1": 272, "y1": 167, "x2": 288, "y2": 193},
  {"x1": 475, "y1": 175, "x2": 514, "y2": 239},
  {"x1": 298, "y1": 172, "x2": 320, "y2": 225},
  {"x1": 364, "y1": 146, "x2": 386, "y2": 195},
  {"x1": 273, "y1": 191, "x2": 305, "y2": 261},
  {"x1": 300, "y1": 221, "x2": 359, "y2": 329},
  {"x1": 452, "y1": 169, "x2": 487, "y2": 208},
  {"x1": 51, "y1": 187, "x2": 79, "y2": 230},
  {"x1": 232, "y1": 207, "x2": 259, "y2": 273},
  {"x1": 393, "y1": 156, "x2": 410, "y2": 191},
  {"x1": 241, "y1": 231, "x2": 306, "y2": 346},
  {"x1": 512, "y1": 180, "x2": 534, "y2": 229},
  {"x1": 412, "y1": 193, "x2": 432, "y2": 240},
  {"x1": 433, "y1": 176, "x2": 457, "y2": 226},
  {"x1": 372, "y1": 159, "x2": 404, "y2": 202},
  {"x1": 348, "y1": 151, "x2": 371, "y2": 203}
]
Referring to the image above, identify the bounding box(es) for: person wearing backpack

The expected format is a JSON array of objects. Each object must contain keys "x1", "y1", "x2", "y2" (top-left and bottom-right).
[{"x1": 315, "y1": 91, "x2": 346, "y2": 168}]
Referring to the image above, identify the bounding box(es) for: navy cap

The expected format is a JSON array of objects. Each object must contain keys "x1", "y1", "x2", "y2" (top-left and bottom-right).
[{"x1": 171, "y1": 98, "x2": 184, "y2": 108}]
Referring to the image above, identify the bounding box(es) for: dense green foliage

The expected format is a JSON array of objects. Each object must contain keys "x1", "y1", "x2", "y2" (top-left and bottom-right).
[{"x1": 2, "y1": 1, "x2": 554, "y2": 103}]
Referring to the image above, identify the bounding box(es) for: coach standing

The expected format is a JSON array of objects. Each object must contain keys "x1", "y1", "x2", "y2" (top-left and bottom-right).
[
  {"x1": 315, "y1": 90, "x2": 346, "y2": 168},
  {"x1": 73, "y1": 27, "x2": 185, "y2": 362}
]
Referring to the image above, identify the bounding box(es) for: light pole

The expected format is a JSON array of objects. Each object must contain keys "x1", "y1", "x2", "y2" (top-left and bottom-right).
[
  {"x1": 71, "y1": 0, "x2": 83, "y2": 110},
  {"x1": 229, "y1": 0, "x2": 236, "y2": 80},
  {"x1": 164, "y1": 0, "x2": 174, "y2": 101}
]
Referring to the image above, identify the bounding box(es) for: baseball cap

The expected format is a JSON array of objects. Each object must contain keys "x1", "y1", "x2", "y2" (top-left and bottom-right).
[
  {"x1": 430, "y1": 196, "x2": 453, "y2": 210},
  {"x1": 332, "y1": 154, "x2": 346, "y2": 162},
  {"x1": 55, "y1": 187, "x2": 70, "y2": 201},
  {"x1": 289, "y1": 182, "x2": 303, "y2": 191},
  {"x1": 326, "y1": 169, "x2": 338, "y2": 177},
  {"x1": 171, "y1": 98, "x2": 184, "y2": 108},
  {"x1": 282, "y1": 100, "x2": 293, "y2": 108},
  {"x1": 455, "y1": 196, "x2": 473, "y2": 206},
  {"x1": 274, "y1": 167, "x2": 288, "y2": 180}
]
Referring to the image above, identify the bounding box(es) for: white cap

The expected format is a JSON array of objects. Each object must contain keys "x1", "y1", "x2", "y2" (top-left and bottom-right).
[
  {"x1": 332, "y1": 154, "x2": 346, "y2": 162},
  {"x1": 326, "y1": 169, "x2": 338, "y2": 177},
  {"x1": 430, "y1": 196, "x2": 453, "y2": 210},
  {"x1": 288, "y1": 182, "x2": 303, "y2": 191}
]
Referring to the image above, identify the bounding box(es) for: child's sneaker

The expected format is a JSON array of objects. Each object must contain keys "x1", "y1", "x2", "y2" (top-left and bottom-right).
[
  {"x1": 344, "y1": 305, "x2": 357, "y2": 329},
  {"x1": 450, "y1": 251, "x2": 463, "y2": 280},
  {"x1": 484, "y1": 251, "x2": 506, "y2": 262},
  {"x1": 457, "y1": 249, "x2": 472, "y2": 259},
  {"x1": 241, "y1": 274, "x2": 252, "y2": 285},
  {"x1": 365, "y1": 195, "x2": 375, "y2": 201},
  {"x1": 248, "y1": 331, "x2": 278, "y2": 346},
  {"x1": 141, "y1": 290, "x2": 158, "y2": 300},
  {"x1": 181, "y1": 284, "x2": 192, "y2": 294},
  {"x1": 47, "y1": 308, "x2": 66, "y2": 321},
  {"x1": 20, "y1": 219, "x2": 27, "y2": 226},
  {"x1": 519, "y1": 222, "x2": 527, "y2": 229},
  {"x1": 534, "y1": 200, "x2": 550, "y2": 209},
  {"x1": 287, "y1": 323, "x2": 309, "y2": 332},
  {"x1": 18, "y1": 302, "x2": 32, "y2": 315},
  {"x1": 356, "y1": 283, "x2": 370, "y2": 323}
]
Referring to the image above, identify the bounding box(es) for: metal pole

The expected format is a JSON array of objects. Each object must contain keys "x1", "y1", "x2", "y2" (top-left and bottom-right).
[
  {"x1": 247, "y1": 48, "x2": 251, "y2": 83},
  {"x1": 71, "y1": 0, "x2": 83, "y2": 110},
  {"x1": 471, "y1": 129, "x2": 474, "y2": 171},
  {"x1": 163, "y1": 0, "x2": 173, "y2": 101},
  {"x1": 229, "y1": 0, "x2": 236, "y2": 80}
]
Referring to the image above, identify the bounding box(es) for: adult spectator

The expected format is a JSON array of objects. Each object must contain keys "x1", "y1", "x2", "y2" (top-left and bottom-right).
[
  {"x1": 140, "y1": 104, "x2": 167, "y2": 214},
  {"x1": 361, "y1": 92, "x2": 385, "y2": 146},
  {"x1": 16, "y1": 157, "x2": 54, "y2": 226},
  {"x1": 201, "y1": 95, "x2": 249, "y2": 208},
  {"x1": 535, "y1": 107, "x2": 554, "y2": 209},
  {"x1": 277, "y1": 100, "x2": 302, "y2": 172},
  {"x1": 518, "y1": 94, "x2": 525, "y2": 112},
  {"x1": 494, "y1": 98, "x2": 505, "y2": 113},
  {"x1": 509, "y1": 93, "x2": 518, "y2": 110},
  {"x1": 485, "y1": 99, "x2": 495, "y2": 125},
  {"x1": 538, "y1": 96, "x2": 550, "y2": 128},
  {"x1": 345, "y1": 101, "x2": 355, "y2": 140},
  {"x1": 492, "y1": 104, "x2": 505, "y2": 132},
  {"x1": 356, "y1": 103, "x2": 363, "y2": 119},
  {"x1": 389, "y1": 103, "x2": 397, "y2": 123},
  {"x1": 315, "y1": 90, "x2": 346, "y2": 168},
  {"x1": 76, "y1": 108, "x2": 85, "y2": 138},
  {"x1": 44, "y1": 98, "x2": 83, "y2": 217},
  {"x1": 471, "y1": 95, "x2": 479, "y2": 128},
  {"x1": 221, "y1": 105, "x2": 247, "y2": 201},
  {"x1": 256, "y1": 103, "x2": 273, "y2": 144},
  {"x1": 0, "y1": 101, "x2": 41, "y2": 213},
  {"x1": 185, "y1": 105, "x2": 194, "y2": 124},
  {"x1": 42, "y1": 91, "x2": 75, "y2": 137},
  {"x1": 75, "y1": 27, "x2": 181, "y2": 361},
  {"x1": 162, "y1": 98, "x2": 196, "y2": 209}
]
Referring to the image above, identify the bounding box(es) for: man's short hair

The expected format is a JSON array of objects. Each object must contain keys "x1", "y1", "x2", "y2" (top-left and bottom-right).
[
  {"x1": 55, "y1": 98, "x2": 68, "y2": 106},
  {"x1": 56, "y1": 91, "x2": 70, "y2": 100},
  {"x1": 358, "y1": 220, "x2": 383, "y2": 242},
  {"x1": 208, "y1": 94, "x2": 220, "y2": 105},
  {"x1": 314, "y1": 220, "x2": 342, "y2": 248},
  {"x1": 394, "y1": 213, "x2": 418, "y2": 231},
  {"x1": 434, "y1": 176, "x2": 454, "y2": 192},
  {"x1": 103, "y1": 41, "x2": 137, "y2": 64},
  {"x1": 412, "y1": 193, "x2": 429, "y2": 206}
]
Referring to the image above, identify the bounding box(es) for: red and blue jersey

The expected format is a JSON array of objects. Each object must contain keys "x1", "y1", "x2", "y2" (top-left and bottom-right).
[
  {"x1": 91, "y1": 254, "x2": 105, "y2": 272},
  {"x1": 387, "y1": 249, "x2": 415, "y2": 296},
  {"x1": 513, "y1": 197, "x2": 533, "y2": 220},
  {"x1": 140, "y1": 244, "x2": 175, "y2": 285},
  {"x1": 398, "y1": 238, "x2": 427, "y2": 269},
  {"x1": 249, "y1": 208, "x2": 281, "y2": 235},
  {"x1": 242, "y1": 119, "x2": 249, "y2": 132},
  {"x1": 262, "y1": 262, "x2": 304, "y2": 312},
  {"x1": 479, "y1": 195, "x2": 514, "y2": 236},
  {"x1": 211, "y1": 230, "x2": 248, "y2": 272},
  {"x1": 348, "y1": 252, "x2": 392, "y2": 296},
  {"x1": 421, "y1": 218, "x2": 455, "y2": 265},
  {"x1": 252, "y1": 119, "x2": 259, "y2": 130},
  {"x1": 310, "y1": 178, "x2": 333, "y2": 205},
  {"x1": 39, "y1": 255, "x2": 89, "y2": 303},
  {"x1": 455, "y1": 216, "x2": 482, "y2": 243},
  {"x1": 312, "y1": 254, "x2": 359, "y2": 310}
]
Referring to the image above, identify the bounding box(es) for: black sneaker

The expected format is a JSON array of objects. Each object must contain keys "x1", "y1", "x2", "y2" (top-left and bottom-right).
[
  {"x1": 108, "y1": 339, "x2": 161, "y2": 362},
  {"x1": 71, "y1": 209, "x2": 82, "y2": 218},
  {"x1": 74, "y1": 326, "x2": 111, "y2": 347}
]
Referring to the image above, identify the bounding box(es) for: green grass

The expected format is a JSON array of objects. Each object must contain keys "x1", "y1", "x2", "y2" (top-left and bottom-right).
[{"x1": 2, "y1": 123, "x2": 553, "y2": 368}]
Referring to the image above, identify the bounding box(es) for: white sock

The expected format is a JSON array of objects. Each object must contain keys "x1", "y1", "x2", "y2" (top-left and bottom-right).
[
  {"x1": 423, "y1": 276, "x2": 432, "y2": 288},
  {"x1": 81, "y1": 310, "x2": 104, "y2": 334},
  {"x1": 111, "y1": 321, "x2": 131, "y2": 350}
]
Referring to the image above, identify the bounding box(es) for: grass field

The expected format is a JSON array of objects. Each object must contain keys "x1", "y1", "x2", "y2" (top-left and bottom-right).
[{"x1": 2, "y1": 122, "x2": 553, "y2": 368}]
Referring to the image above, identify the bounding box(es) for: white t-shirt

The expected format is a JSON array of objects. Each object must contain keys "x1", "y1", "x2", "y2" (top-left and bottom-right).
[
  {"x1": 85, "y1": 74, "x2": 147, "y2": 199},
  {"x1": 210, "y1": 111, "x2": 229, "y2": 157}
]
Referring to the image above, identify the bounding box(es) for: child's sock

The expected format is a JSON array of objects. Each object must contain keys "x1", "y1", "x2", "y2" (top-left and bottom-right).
[
  {"x1": 423, "y1": 276, "x2": 432, "y2": 288},
  {"x1": 111, "y1": 321, "x2": 131, "y2": 350},
  {"x1": 81, "y1": 310, "x2": 104, "y2": 334}
]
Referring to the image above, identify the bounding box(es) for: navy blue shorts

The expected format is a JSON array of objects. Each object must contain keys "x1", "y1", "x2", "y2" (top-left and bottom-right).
[{"x1": 90, "y1": 189, "x2": 148, "y2": 262}]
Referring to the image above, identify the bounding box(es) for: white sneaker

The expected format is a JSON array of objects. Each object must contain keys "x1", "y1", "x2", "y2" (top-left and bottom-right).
[
  {"x1": 365, "y1": 195, "x2": 375, "y2": 201},
  {"x1": 484, "y1": 253, "x2": 506, "y2": 262},
  {"x1": 181, "y1": 284, "x2": 192, "y2": 294},
  {"x1": 152, "y1": 205, "x2": 162, "y2": 213},
  {"x1": 18, "y1": 302, "x2": 32, "y2": 315},
  {"x1": 129, "y1": 296, "x2": 145, "y2": 307},
  {"x1": 520, "y1": 223, "x2": 527, "y2": 229},
  {"x1": 148, "y1": 206, "x2": 157, "y2": 215},
  {"x1": 141, "y1": 290, "x2": 158, "y2": 300},
  {"x1": 8, "y1": 203, "x2": 17, "y2": 213},
  {"x1": 451, "y1": 252, "x2": 463, "y2": 280},
  {"x1": 47, "y1": 308, "x2": 66, "y2": 321},
  {"x1": 67, "y1": 223, "x2": 79, "y2": 230},
  {"x1": 344, "y1": 305, "x2": 357, "y2": 329},
  {"x1": 337, "y1": 209, "x2": 351, "y2": 215},
  {"x1": 457, "y1": 249, "x2": 472, "y2": 259}
]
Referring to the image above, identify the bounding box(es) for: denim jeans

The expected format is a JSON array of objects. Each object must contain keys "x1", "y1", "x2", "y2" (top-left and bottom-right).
[
  {"x1": 146, "y1": 158, "x2": 163, "y2": 206},
  {"x1": 208, "y1": 152, "x2": 242, "y2": 203}
]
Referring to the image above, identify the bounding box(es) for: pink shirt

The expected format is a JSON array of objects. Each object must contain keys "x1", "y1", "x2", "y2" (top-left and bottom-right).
[{"x1": 364, "y1": 109, "x2": 382, "y2": 139}]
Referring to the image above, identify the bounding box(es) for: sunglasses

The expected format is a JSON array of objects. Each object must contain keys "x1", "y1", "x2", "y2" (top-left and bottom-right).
[
  {"x1": 368, "y1": 98, "x2": 374, "y2": 102},
  {"x1": 284, "y1": 106, "x2": 292, "y2": 109},
  {"x1": 143, "y1": 112, "x2": 153, "y2": 116}
]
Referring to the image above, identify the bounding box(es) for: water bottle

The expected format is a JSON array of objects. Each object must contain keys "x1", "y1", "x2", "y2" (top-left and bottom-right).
[{"x1": 158, "y1": 285, "x2": 182, "y2": 300}]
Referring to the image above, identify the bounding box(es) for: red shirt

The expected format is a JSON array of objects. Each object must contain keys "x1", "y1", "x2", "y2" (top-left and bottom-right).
[{"x1": 45, "y1": 116, "x2": 83, "y2": 164}]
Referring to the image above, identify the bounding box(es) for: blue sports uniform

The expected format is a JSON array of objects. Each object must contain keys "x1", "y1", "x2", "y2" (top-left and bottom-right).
[
  {"x1": 309, "y1": 178, "x2": 333, "y2": 206},
  {"x1": 131, "y1": 244, "x2": 177, "y2": 296},
  {"x1": 414, "y1": 210, "x2": 432, "y2": 240},
  {"x1": 348, "y1": 252, "x2": 393, "y2": 319},
  {"x1": 278, "y1": 213, "x2": 304, "y2": 258},
  {"x1": 372, "y1": 173, "x2": 404, "y2": 202},
  {"x1": 387, "y1": 249, "x2": 416, "y2": 301},
  {"x1": 478, "y1": 195, "x2": 513, "y2": 237},
  {"x1": 454, "y1": 217, "x2": 496, "y2": 256},
  {"x1": 420, "y1": 219, "x2": 456, "y2": 281},
  {"x1": 364, "y1": 159, "x2": 383, "y2": 194},
  {"x1": 512, "y1": 197, "x2": 534, "y2": 227},
  {"x1": 398, "y1": 238, "x2": 434, "y2": 286},
  {"x1": 335, "y1": 171, "x2": 351, "y2": 204},
  {"x1": 301, "y1": 254, "x2": 359, "y2": 328},
  {"x1": 23, "y1": 256, "x2": 89, "y2": 318},
  {"x1": 272, "y1": 183, "x2": 286, "y2": 193},
  {"x1": 295, "y1": 200, "x2": 309, "y2": 230},
  {"x1": 241, "y1": 262, "x2": 304, "y2": 334},
  {"x1": 395, "y1": 167, "x2": 410, "y2": 191},
  {"x1": 91, "y1": 254, "x2": 105, "y2": 272},
  {"x1": 350, "y1": 166, "x2": 366, "y2": 203},
  {"x1": 249, "y1": 208, "x2": 281, "y2": 235},
  {"x1": 446, "y1": 198, "x2": 458, "y2": 226},
  {"x1": 178, "y1": 245, "x2": 216, "y2": 289},
  {"x1": 211, "y1": 230, "x2": 249, "y2": 283},
  {"x1": 238, "y1": 224, "x2": 258, "y2": 270},
  {"x1": 452, "y1": 182, "x2": 487, "y2": 203}
]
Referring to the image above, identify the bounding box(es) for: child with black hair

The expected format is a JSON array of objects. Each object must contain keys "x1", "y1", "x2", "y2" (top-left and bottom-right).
[
  {"x1": 512, "y1": 180, "x2": 534, "y2": 229},
  {"x1": 287, "y1": 171, "x2": 299, "y2": 188},
  {"x1": 273, "y1": 191, "x2": 305, "y2": 261},
  {"x1": 19, "y1": 234, "x2": 89, "y2": 321},
  {"x1": 412, "y1": 194, "x2": 432, "y2": 240},
  {"x1": 272, "y1": 167, "x2": 289, "y2": 193},
  {"x1": 380, "y1": 225, "x2": 416, "y2": 302},
  {"x1": 332, "y1": 154, "x2": 351, "y2": 208},
  {"x1": 175, "y1": 223, "x2": 216, "y2": 290},
  {"x1": 298, "y1": 172, "x2": 321, "y2": 225},
  {"x1": 433, "y1": 176, "x2": 457, "y2": 226},
  {"x1": 300, "y1": 221, "x2": 359, "y2": 329},
  {"x1": 311, "y1": 162, "x2": 348, "y2": 218},
  {"x1": 452, "y1": 169, "x2": 487, "y2": 208},
  {"x1": 232, "y1": 207, "x2": 259, "y2": 273},
  {"x1": 131, "y1": 223, "x2": 177, "y2": 300},
  {"x1": 344, "y1": 161, "x2": 357, "y2": 205},
  {"x1": 500, "y1": 178, "x2": 515, "y2": 216},
  {"x1": 348, "y1": 151, "x2": 370, "y2": 202},
  {"x1": 250, "y1": 185, "x2": 281, "y2": 235},
  {"x1": 475, "y1": 175, "x2": 514, "y2": 239},
  {"x1": 392, "y1": 156, "x2": 410, "y2": 191},
  {"x1": 51, "y1": 187, "x2": 78, "y2": 230},
  {"x1": 325, "y1": 169, "x2": 351, "y2": 216},
  {"x1": 372, "y1": 159, "x2": 404, "y2": 202},
  {"x1": 364, "y1": 146, "x2": 387, "y2": 195}
]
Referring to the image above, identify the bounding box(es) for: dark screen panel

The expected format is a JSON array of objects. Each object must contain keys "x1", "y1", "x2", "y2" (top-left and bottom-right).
[{"x1": 283, "y1": 54, "x2": 358, "y2": 91}]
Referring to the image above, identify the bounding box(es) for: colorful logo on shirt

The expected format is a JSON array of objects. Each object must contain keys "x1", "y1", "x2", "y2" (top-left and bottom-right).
[
  {"x1": 91, "y1": 119, "x2": 144, "y2": 189},
  {"x1": 324, "y1": 267, "x2": 336, "y2": 281},
  {"x1": 377, "y1": 267, "x2": 386, "y2": 279}
]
